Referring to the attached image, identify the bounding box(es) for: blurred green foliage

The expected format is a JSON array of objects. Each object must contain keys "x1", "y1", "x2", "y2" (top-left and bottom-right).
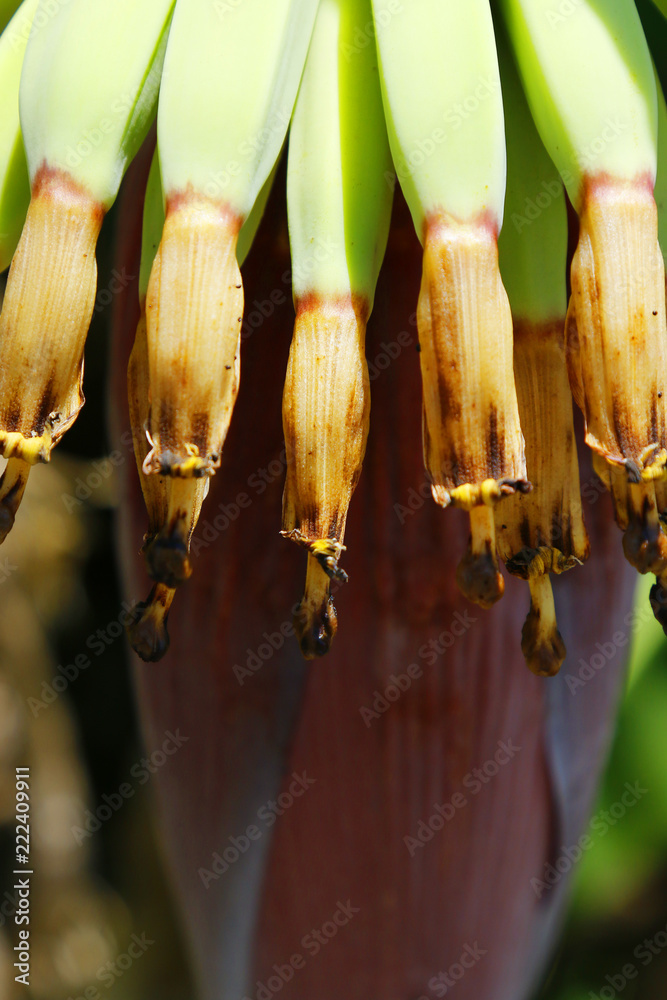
[{"x1": 541, "y1": 575, "x2": 667, "y2": 1000}]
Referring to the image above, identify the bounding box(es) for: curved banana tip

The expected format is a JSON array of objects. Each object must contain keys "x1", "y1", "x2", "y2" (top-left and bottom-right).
[
  {"x1": 0, "y1": 460, "x2": 31, "y2": 545},
  {"x1": 293, "y1": 556, "x2": 338, "y2": 659},
  {"x1": 649, "y1": 578, "x2": 667, "y2": 636},
  {"x1": 521, "y1": 576, "x2": 566, "y2": 678},
  {"x1": 621, "y1": 487, "x2": 667, "y2": 575},
  {"x1": 456, "y1": 550, "x2": 505, "y2": 609},
  {"x1": 126, "y1": 585, "x2": 174, "y2": 662},
  {"x1": 622, "y1": 524, "x2": 667, "y2": 576},
  {"x1": 144, "y1": 533, "x2": 192, "y2": 589}
]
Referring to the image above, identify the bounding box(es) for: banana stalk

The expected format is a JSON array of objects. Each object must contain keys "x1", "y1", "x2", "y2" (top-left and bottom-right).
[
  {"x1": 281, "y1": 0, "x2": 393, "y2": 658},
  {"x1": 496, "y1": 35, "x2": 589, "y2": 676},
  {"x1": 372, "y1": 0, "x2": 528, "y2": 610},
  {"x1": 0, "y1": 0, "x2": 175, "y2": 540}
]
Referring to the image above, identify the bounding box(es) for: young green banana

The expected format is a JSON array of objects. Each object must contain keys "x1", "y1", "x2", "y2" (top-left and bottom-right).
[
  {"x1": 281, "y1": 0, "x2": 393, "y2": 658},
  {"x1": 372, "y1": 0, "x2": 528, "y2": 609},
  {"x1": 0, "y1": 0, "x2": 35, "y2": 277},
  {"x1": 0, "y1": 0, "x2": 175, "y2": 541},
  {"x1": 496, "y1": 36, "x2": 589, "y2": 677},
  {"x1": 499, "y1": 0, "x2": 666, "y2": 493},
  {"x1": 128, "y1": 154, "x2": 276, "y2": 662},
  {"x1": 144, "y1": 0, "x2": 317, "y2": 479}
]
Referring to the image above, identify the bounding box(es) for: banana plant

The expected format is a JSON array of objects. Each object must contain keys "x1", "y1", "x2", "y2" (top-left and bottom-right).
[{"x1": 0, "y1": 0, "x2": 665, "y2": 996}]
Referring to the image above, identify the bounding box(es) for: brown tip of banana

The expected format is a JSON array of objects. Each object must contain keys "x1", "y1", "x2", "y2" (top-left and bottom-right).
[
  {"x1": 621, "y1": 483, "x2": 667, "y2": 576},
  {"x1": 456, "y1": 505, "x2": 504, "y2": 608},
  {"x1": 521, "y1": 575, "x2": 566, "y2": 678},
  {"x1": 0, "y1": 459, "x2": 31, "y2": 544},
  {"x1": 143, "y1": 477, "x2": 204, "y2": 588},
  {"x1": 293, "y1": 556, "x2": 338, "y2": 659},
  {"x1": 126, "y1": 584, "x2": 174, "y2": 662},
  {"x1": 144, "y1": 534, "x2": 192, "y2": 589}
]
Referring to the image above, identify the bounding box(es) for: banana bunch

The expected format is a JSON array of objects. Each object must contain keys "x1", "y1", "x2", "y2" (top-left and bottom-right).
[{"x1": 0, "y1": 0, "x2": 666, "y2": 673}]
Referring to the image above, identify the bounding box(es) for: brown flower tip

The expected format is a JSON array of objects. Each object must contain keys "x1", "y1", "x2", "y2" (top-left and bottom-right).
[
  {"x1": 292, "y1": 555, "x2": 338, "y2": 660},
  {"x1": 144, "y1": 194, "x2": 243, "y2": 478},
  {"x1": 0, "y1": 167, "x2": 103, "y2": 536},
  {"x1": 569, "y1": 178, "x2": 667, "y2": 470},
  {"x1": 126, "y1": 584, "x2": 174, "y2": 663},
  {"x1": 0, "y1": 459, "x2": 30, "y2": 545},
  {"x1": 455, "y1": 505, "x2": 505, "y2": 608},
  {"x1": 521, "y1": 575, "x2": 566, "y2": 678}
]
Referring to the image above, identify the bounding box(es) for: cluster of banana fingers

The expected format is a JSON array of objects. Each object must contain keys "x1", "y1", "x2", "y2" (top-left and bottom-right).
[{"x1": 0, "y1": 0, "x2": 666, "y2": 675}]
